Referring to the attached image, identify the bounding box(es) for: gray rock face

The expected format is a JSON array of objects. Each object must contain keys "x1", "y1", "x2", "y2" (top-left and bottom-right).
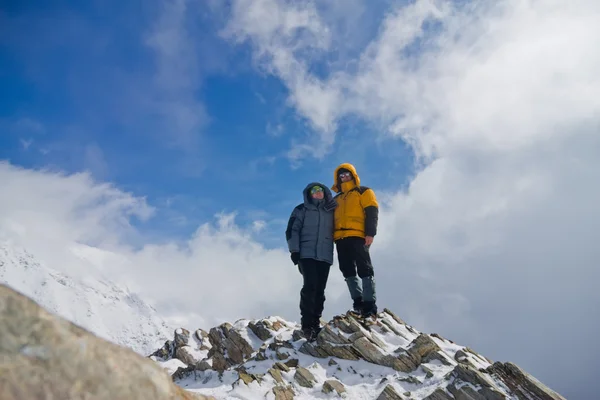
[{"x1": 0, "y1": 283, "x2": 213, "y2": 400}]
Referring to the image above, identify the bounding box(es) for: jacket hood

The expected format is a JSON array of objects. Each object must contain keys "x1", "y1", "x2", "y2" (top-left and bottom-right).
[
  {"x1": 303, "y1": 182, "x2": 337, "y2": 211},
  {"x1": 331, "y1": 163, "x2": 361, "y2": 193}
]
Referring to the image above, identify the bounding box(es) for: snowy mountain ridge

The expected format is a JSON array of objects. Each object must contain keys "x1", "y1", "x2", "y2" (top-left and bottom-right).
[
  {"x1": 151, "y1": 311, "x2": 566, "y2": 400},
  {"x1": 0, "y1": 240, "x2": 171, "y2": 355}
]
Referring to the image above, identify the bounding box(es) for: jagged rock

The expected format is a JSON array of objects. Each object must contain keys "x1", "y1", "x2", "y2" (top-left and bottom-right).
[
  {"x1": 238, "y1": 371, "x2": 255, "y2": 385},
  {"x1": 172, "y1": 365, "x2": 195, "y2": 380},
  {"x1": 294, "y1": 366, "x2": 316, "y2": 388},
  {"x1": 292, "y1": 329, "x2": 304, "y2": 341},
  {"x1": 0, "y1": 283, "x2": 211, "y2": 400},
  {"x1": 274, "y1": 362, "x2": 290, "y2": 372},
  {"x1": 323, "y1": 379, "x2": 346, "y2": 395},
  {"x1": 487, "y1": 362, "x2": 566, "y2": 400},
  {"x1": 208, "y1": 323, "x2": 232, "y2": 347},
  {"x1": 273, "y1": 385, "x2": 295, "y2": 400},
  {"x1": 376, "y1": 384, "x2": 404, "y2": 400},
  {"x1": 176, "y1": 346, "x2": 198, "y2": 366},
  {"x1": 353, "y1": 337, "x2": 385, "y2": 364},
  {"x1": 151, "y1": 340, "x2": 175, "y2": 360},
  {"x1": 424, "y1": 388, "x2": 454, "y2": 400},
  {"x1": 318, "y1": 325, "x2": 352, "y2": 345},
  {"x1": 272, "y1": 320, "x2": 285, "y2": 331},
  {"x1": 328, "y1": 358, "x2": 338, "y2": 366},
  {"x1": 447, "y1": 364, "x2": 507, "y2": 400},
  {"x1": 209, "y1": 349, "x2": 230, "y2": 373},
  {"x1": 248, "y1": 320, "x2": 272, "y2": 341},
  {"x1": 421, "y1": 364, "x2": 435, "y2": 379},
  {"x1": 195, "y1": 359, "x2": 212, "y2": 371},
  {"x1": 276, "y1": 350, "x2": 290, "y2": 360},
  {"x1": 383, "y1": 308, "x2": 406, "y2": 325},
  {"x1": 299, "y1": 341, "x2": 330, "y2": 358},
  {"x1": 269, "y1": 368, "x2": 284, "y2": 384},
  {"x1": 284, "y1": 358, "x2": 299, "y2": 368},
  {"x1": 174, "y1": 328, "x2": 191, "y2": 348},
  {"x1": 380, "y1": 319, "x2": 409, "y2": 339}
]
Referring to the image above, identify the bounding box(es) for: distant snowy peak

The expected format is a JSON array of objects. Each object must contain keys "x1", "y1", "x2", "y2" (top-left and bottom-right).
[
  {"x1": 152, "y1": 310, "x2": 566, "y2": 400},
  {"x1": 0, "y1": 241, "x2": 172, "y2": 355}
]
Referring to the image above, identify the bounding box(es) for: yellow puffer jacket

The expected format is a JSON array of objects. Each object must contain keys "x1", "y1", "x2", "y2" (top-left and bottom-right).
[{"x1": 331, "y1": 163, "x2": 379, "y2": 241}]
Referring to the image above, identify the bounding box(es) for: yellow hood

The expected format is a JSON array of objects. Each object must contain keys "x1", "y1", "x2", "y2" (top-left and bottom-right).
[{"x1": 331, "y1": 163, "x2": 361, "y2": 193}]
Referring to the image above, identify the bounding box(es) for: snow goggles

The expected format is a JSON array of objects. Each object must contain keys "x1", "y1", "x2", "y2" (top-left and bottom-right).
[
  {"x1": 339, "y1": 171, "x2": 352, "y2": 178},
  {"x1": 310, "y1": 186, "x2": 324, "y2": 195}
]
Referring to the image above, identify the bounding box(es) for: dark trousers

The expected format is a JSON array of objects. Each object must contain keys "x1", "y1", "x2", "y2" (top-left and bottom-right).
[
  {"x1": 336, "y1": 237, "x2": 377, "y2": 306},
  {"x1": 299, "y1": 259, "x2": 331, "y2": 329}
]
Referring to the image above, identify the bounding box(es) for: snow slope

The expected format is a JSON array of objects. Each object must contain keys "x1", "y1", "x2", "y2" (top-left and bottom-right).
[{"x1": 0, "y1": 240, "x2": 172, "y2": 355}]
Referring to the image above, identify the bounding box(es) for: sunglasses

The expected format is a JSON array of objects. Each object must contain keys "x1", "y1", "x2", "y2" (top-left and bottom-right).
[
  {"x1": 310, "y1": 186, "x2": 324, "y2": 195},
  {"x1": 339, "y1": 171, "x2": 352, "y2": 178}
]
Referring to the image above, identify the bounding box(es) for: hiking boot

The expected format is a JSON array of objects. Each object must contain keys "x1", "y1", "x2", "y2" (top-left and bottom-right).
[
  {"x1": 361, "y1": 301, "x2": 378, "y2": 319},
  {"x1": 302, "y1": 326, "x2": 319, "y2": 342}
]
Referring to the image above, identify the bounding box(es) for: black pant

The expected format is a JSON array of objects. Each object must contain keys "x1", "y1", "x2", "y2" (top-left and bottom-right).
[
  {"x1": 336, "y1": 237, "x2": 374, "y2": 278},
  {"x1": 299, "y1": 259, "x2": 331, "y2": 329}
]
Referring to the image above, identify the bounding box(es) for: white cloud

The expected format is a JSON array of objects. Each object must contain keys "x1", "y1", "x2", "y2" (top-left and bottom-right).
[
  {"x1": 223, "y1": 0, "x2": 600, "y2": 397},
  {"x1": 223, "y1": 0, "x2": 340, "y2": 153}
]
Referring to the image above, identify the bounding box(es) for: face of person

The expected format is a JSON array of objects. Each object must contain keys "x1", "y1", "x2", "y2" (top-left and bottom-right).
[
  {"x1": 339, "y1": 171, "x2": 352, "y2": 183},
  {"x1": 310, "y1": 186, "x2": 324, "y2": 199}
]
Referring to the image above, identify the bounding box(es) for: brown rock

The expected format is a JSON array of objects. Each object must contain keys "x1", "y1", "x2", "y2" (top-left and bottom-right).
[
  {"x1": 323, "y1": 379, "x2": 346, "y2": 395},
  {"x1": 352, "y1": 337, "x2": 385, "y2": 364},
  {"x1": 269, "y1": 368, "x2": 284, "y2": 384},
  {"x1": 272, "y1": 320, "x2": 285, "y2": 331},
  {"x1": 238, "y1": 371, "x2": 255, "y2": 385},
  {"x1": 294, "y1": 367, "x2": 317, "y2": 388},
  {"x1": 376, "y1": 384, "x2": 404, "y2": 400},
  {"x1": 423, "y1": 388, "x2": 454, "y2": 400},
  {"x1": 274, "y1": 362, "x2": 290, "y2": 372},
  {"x1": 0, "y1": 283, "x2": 211, "y2": 400},
  {"x1": 487, "y1": 362, "x2": 567, "y2": 400},
  {"x1": 273, "y1": 385, "x2": 295, "y2": 400}
]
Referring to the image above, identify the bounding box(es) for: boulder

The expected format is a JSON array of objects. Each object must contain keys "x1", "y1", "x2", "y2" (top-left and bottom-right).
[
  {"x1": 294, "y1": 367, "x2": 317, "y2": 388},
  {"x1": 0, "y1": 284, "x2": 213, "y2": 400},
  {"x1": 322, "y1": 379, "x2": 346, "y2": 395}
]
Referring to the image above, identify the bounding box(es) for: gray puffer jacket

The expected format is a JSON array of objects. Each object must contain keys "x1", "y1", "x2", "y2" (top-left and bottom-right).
[{"x1": 286, "y1": 182, "x2": 337, "y2": 265}]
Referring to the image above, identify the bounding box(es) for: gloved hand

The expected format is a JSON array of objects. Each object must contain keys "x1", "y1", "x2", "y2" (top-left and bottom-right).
[{"x1": 290, "y1": 252, "x2": 300, "y2": 265}]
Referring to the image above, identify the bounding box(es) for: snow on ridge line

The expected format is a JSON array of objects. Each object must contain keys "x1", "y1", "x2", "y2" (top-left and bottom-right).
[{"x1": 0, "y1": 240, "x2": 172, "y2": 356}]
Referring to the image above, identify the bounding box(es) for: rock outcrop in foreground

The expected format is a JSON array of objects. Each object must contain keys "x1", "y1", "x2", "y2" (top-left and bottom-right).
[
  {"x1": 0, "y1": 283, "x2": 213, "y2": 400},
  {"x1": 152, "y1": 310, "x2": 566, "y2": 400}
]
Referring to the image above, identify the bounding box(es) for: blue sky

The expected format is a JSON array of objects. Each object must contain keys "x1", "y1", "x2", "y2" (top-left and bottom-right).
[{"x1": 0, "y1": 0, "x2": 414, "y2": 246}]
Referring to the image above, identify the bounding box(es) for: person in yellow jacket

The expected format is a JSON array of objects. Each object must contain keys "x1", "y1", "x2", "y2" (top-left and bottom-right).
[{"x1": 331, "y1": 163, "x2": 379, "y2": 319}]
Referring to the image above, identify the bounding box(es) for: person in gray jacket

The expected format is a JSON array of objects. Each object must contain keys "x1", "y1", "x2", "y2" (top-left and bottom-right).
[{"x1": 285, "y1": 182, "x2": 337, "y2": 340}]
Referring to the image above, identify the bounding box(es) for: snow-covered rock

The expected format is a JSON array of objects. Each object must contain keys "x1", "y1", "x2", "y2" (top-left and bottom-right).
[
  {"x1": 153, "y1": 310, "x2": 566, "y2": 400},
  {"x1": 0, "y1": 240, "x2": 171, "y2": 355}
]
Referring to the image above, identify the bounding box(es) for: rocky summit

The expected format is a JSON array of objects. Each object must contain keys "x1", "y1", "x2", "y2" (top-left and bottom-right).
[{"x1": 151, "y1": 311, "x2": 566, "y2": 400}]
